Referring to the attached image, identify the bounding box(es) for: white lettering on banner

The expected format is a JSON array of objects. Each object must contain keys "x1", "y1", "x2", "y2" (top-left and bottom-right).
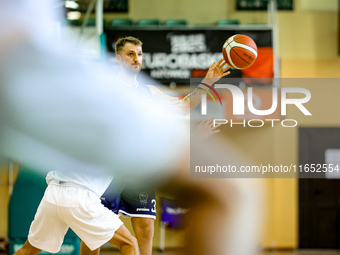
[
  {"x1": 14, "y1": 244, "x2": 75, "y2": 253},
  {"x1": 170, "y1": 34, "x2": 207, "y2": 53},
  {"x1": 143, "y1": 53, "x2": 222, "y2": 70},
  {"x1": 14, "y1": 244, "x2": 24, "y2": 252},
  {"x1": 166, "y1": 207, "x2": 189, "y2": 215},
  {"x1": 139, "y1": 33, "x2": 224, "y2": 79},
  {"x1": 59, "y1": 245, "x2": 75, "y2": 254},
  {"x1": 150, "y1": 69, "x2": 190, "y2": 79}
]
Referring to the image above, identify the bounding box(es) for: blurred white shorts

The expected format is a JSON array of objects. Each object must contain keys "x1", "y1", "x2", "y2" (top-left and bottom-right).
[{"x1": 28, "y1": 183, "x2": 123, "y2": 252}]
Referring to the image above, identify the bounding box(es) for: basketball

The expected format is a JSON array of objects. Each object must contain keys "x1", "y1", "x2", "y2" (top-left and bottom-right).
[{"x1": 222, "y1": 34, "x2": 258, "y2": 70}]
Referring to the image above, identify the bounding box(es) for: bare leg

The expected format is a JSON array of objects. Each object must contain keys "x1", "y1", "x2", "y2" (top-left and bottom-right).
[
  {"x1": 108, "y1": 225, "x2": 139, "y2": 255},
  {"x1": 80, "y1": 241, "x2": 100, "y2": 255},
  {"x1": 13, "y1": 240, "x2": 41, "y2": 255},
  {"x1": 79, "y1": 225, "x2": 139, "y2": 255},
  {"x1": 131, "y1": 218, "x2": 154, "y2": 255}
]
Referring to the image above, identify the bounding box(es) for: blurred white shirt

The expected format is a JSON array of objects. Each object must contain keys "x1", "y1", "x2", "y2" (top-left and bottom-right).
[{"x1": 0, "y1": 0, "x2": 187, "y2": 186}]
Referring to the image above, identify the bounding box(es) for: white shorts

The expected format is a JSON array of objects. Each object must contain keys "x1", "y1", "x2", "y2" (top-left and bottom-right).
[{"x1": 28, "y1": 183, "x2": 123, "y2": 253}]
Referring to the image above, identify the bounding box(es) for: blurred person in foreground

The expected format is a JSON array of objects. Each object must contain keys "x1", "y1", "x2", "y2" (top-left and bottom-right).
[
  {"x1": 0, "y1": 1, "x2": 263, "y2": 255},
  {"x1": 79, "y1": 36, "x2": 227, "y2": 255},
  {"x1": 1, "y1": 3, "x2": 185, "y2": 255}
]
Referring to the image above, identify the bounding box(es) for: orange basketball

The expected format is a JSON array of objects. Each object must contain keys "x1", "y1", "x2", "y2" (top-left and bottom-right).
[{"x1": 222, "y1": 34, "x2": 258, "y2": 70}]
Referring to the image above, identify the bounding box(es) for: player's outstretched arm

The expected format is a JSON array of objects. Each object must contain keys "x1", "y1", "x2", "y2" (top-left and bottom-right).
[
  {"x1": 181, "y1": 58, "x2": 230, "y2": 115},
  {"x1": 147, "y1": 85, "x2": 183, "y2": 113},
  {"x1": 147, "y1": 58, "x2": 230, "y2": 116}
]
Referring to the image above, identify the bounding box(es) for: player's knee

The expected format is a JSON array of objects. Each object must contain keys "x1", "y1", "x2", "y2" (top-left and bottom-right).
[
  {"x1": 143, "y1": 226, "x2": 154, "y2": 240},
  {"x1": 134, "y1": 220, "x2": 154, "y2": 241},
  {"x1": 122, "y1": 235, "x2": 138, "y2": 252},
  {"x1": 120, "y1": 234, "x2": 138, "y2": 248},
  {"x1": 131, "y1": 235, "x2": 139, "y2": 248}
]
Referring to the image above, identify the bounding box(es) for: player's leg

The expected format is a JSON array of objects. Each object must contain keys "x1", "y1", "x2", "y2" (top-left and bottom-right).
[
  {"x1": 131, "y1": 217, "x2": 154, "y2": 255},
  {"x1": 108, "y1": 224, "x2": 139, "y2": 255},
  {"x1": 16, "y1": 185, "x2": 70, "y2": 254},
  {"x1": 13, "y1": 240, "x2": 41, "y2": 255},
  {"x1": 76, "y1": 187, "x2": 138, "y2": 255},
  {"x1": 118, "y1": 188, "x2": 156, "y2": 255},
  {"x1": 80, "y1": 241, "x2": 100, "y2": 255},
  {"x1": 79, "y1": 181, "x2": 127, "y2": 255},
  {"x1": 79, "y1": 225, "x2": 139, "y2": 255}
]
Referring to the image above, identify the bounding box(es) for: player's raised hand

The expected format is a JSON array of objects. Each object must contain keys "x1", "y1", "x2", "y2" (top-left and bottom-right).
[{"x1": 204, "y1": 58, "x2": 231, "y2": 84}]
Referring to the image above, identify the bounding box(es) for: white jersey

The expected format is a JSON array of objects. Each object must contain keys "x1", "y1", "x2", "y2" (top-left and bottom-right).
[{"x1": 46, "y1": 170, "x2": 113, "y2": 198}]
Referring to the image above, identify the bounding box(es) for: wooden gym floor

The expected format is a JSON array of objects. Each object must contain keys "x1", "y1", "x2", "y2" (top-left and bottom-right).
[{"x1": 98, "y1": 248, "x2": 340, "y2": 255}]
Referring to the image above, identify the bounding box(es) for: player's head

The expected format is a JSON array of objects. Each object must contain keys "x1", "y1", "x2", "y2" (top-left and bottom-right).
[{"x1": 115, "y1": 36, "x2": 143, "y2": 73}]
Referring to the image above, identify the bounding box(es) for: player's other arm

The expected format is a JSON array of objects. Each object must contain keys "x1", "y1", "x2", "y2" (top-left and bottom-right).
[
  {"x1": 147, "y1": 85, "x2": 184, "y2": 114},
  {"x1": 181, "y1": 58, "x2": 230, "y2": 115}
]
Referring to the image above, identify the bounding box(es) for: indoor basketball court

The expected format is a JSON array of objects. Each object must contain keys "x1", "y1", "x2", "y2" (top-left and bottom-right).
[{"x1": 1, "y1": 0, "x2": 340, "y2": 254}]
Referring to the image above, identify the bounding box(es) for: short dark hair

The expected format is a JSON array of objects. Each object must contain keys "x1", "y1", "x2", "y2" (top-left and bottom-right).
[{"x1": 115, "y1": 36, "x2": 143, "y2": 54}]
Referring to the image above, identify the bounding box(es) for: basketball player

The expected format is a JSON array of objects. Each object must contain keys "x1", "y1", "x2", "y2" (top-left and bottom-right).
[{"x1": 79, "y1": 36, "x2": 230, "y2": 255}]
